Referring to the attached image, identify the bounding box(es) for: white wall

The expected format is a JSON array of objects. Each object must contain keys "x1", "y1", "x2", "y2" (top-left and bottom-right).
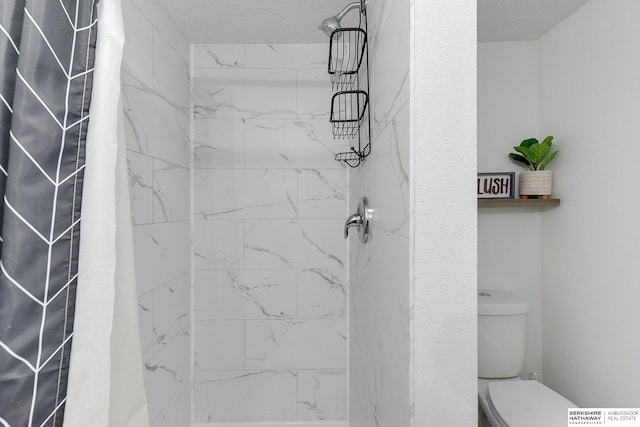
[
  {"x1": 413, "y1": 0, "x2": 478, "y2": 425},
  {"x1": 190, "y1": 44, "x2": 349, "y2": 424},
  {"x1": 348, "y1": 0, "x2": 411, "y2": 425},
  {"x1": 121, "y1": 0, "x2": 192, "y2": 425},
  {"x1": 539, "y1": 0, "x2": 640, "y2": 407},
  {"x1": 477, "y1": 42, "x2": 544, "y2": 381}
]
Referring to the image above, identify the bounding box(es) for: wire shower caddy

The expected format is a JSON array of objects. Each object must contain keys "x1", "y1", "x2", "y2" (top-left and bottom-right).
[{"x1": 327, "y1": 1, "x2": 371, "y2": 168}]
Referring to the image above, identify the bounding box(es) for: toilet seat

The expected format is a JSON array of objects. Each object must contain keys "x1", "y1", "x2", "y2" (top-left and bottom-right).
[{"x1": 487, "y1": 380, "x2": 577, "y2": 427}]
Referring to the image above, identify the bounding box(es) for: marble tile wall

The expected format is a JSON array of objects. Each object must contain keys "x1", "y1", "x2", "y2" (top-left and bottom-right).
[
  {"x1": 348, "y1": 0, "x2": 412, "y2": 426},
  {"x1": 192, "y1": 44, "x2": 349, "y2": 423},
  {"x1": 122, "y1": 0, "x2": 191, "y2": 426}
]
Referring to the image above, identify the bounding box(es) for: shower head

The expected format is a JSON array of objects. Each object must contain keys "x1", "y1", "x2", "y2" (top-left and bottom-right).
[
  {"x1": 318, "y1": 1, "x2": 364, "y2": 37},
  {"x1": 319, "y1": 15, "x2": 341, "y2": 37}
]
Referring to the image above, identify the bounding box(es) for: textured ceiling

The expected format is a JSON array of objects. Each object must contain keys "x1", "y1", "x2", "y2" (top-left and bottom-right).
[
  {"x1": 478, "y1": 0, "x2": 590, "y2": 42},
  {"x1": 156, "y1": 0, "x2": 592, "y2": 44}
]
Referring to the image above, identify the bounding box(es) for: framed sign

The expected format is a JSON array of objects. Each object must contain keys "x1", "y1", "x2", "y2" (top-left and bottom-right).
[{"x1": 477, "y1": 172, "x2": 515, "y2": 199}]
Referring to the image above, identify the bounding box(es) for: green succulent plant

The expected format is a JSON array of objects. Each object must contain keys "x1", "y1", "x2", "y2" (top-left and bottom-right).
[{"x1": 509, "y1": 136, "x2": 559, "y2": 171}]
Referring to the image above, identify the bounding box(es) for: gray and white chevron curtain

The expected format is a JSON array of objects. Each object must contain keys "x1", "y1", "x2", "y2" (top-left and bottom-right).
[
  {"x1": 0, "y1": 0, "x2": 98, "y2": 426},
  {"x1": 0, "y1": 0, "x2": 149, "y2": 426}
]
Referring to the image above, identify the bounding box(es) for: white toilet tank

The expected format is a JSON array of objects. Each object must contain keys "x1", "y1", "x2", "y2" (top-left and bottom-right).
[{"x1": 478, "y1": 290, "x2": 529, "y2": 378}]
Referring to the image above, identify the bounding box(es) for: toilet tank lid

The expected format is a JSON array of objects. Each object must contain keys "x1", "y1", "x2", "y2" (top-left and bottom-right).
[{"x1": 478, "y1": 290, "x2": 529, "y2": 315}]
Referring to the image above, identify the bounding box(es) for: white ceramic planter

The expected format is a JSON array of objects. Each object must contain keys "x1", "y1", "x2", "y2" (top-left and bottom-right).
[{"x1": 519, "y1": 170, "x2": 553, "y2": 199}]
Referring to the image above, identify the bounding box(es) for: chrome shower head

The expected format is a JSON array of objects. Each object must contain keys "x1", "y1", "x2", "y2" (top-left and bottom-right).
[
  {"x1": 318, "y1": 1, "x2": 363, "y2": 37},
  {"x1": 319, "y1": 15, "x2": 341, "y2": 37}
]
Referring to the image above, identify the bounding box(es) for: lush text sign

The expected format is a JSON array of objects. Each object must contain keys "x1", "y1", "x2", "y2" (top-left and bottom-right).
[{"x1": 477, "y1": 172, "x2": 515, "y2": 199}]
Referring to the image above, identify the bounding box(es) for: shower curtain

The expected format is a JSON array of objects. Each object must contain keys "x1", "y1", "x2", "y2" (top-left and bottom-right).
[{"x1": 0, "y1": 0, "x2": 148, "y2": 426}]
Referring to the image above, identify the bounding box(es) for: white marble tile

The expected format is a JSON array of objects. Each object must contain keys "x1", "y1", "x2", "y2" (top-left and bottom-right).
[
  {"x1": 245, "y1": 44, "x2": 327, "y2": 69},
  {"x1": 138, "y1": 292, "x2": 154, "y2": 360},
  {"x1": 349, "y1": 336, "x2": 410, "y2": 427},
  {"x1": 193, "y1": 68, "x2": 297, "y2": 119},
  {"x1": 298, "y1": 269, "x2": 346, "y2": 319},
  {"x1": 122, "y1": 71, "x2": 190, "y2": 167},
  {"x1": 144, "y1": 328, "x2": 190, "y2": 421},
  {"x1": 349, "y1": 281, "x2": 389, "y2": 427},
  {"x1": 193, "y1": 370, "x2": 298, "y2": 422},
  {"x1": 298, "y1": 169, "x2": 347, "y2": 219},
  {"x1": 193, "y1": 119, "x2": 245, "y2": 169},
  {"x1": 194, "y1": 320, "x2": 244, "y2": 371},
  {"x1": 349, "y1": 363, "x2": 371, "y2": 427},
  {"x1": 244, "y1": 119, "x2": 345, "y2": 169},
  {"x1": 361, "y1": 101, "x2": 410, "y2": 237},
  {"x1": 348, "y1": 20, "x2": 412, "y2": 427},
  {"x1": 127, "y1": 150, "x2": 153, "y2": 225},
  {"x1": 245, "y1": 219, "x2": 345, "y2": 269},
  {"x1": 132, "y1": 221, "x2": 190, "y2": 295},
  {"x1": 369, "y1": 0, "x2": 410, "y2": 139},
  {"x1": 349, "y1": 228, "x2": 411, "y2": 427},
  {"x1": 195, "y1": 269, "x2": 297, "y2": 320},
  {"x1": 366, "y1": 0, "x2": 397, "y2": 57},
  {"x1": 152, "y1": 29, "x2": 191, "y2": 110},
  {"x1": 130, "y1": 0, "x2": 191, "y2": 63},
  {"x1": 245, "y1": 319, "x2": 346, "y2": 369},
  {"x1": 154, "y1": 273, "x2": 190, "y2": 347},
  {"x1": 194, "y1": 169, "x2": 298, "y2": 219},
  {"x1": 153, "y1": 160, "x2": 190, "y2": 222},
  {"x1": 193, "y1": 44, "x2": 245, "y2": 69},
  {"x1": 184, "y1": 40, "x2": 356, "y2": 425},
  {"x1": 297, "y1": 69, "x2": 333, "y2": 118},
  {"x1": 350, "y1": 229, "x2": 410, "y2": 358},
  {"x1": 298, "y1": 369, "x2": 347, "y2": 420},
  {"x1": 122, "y1": 0, "x2": 153, "y2": 87},
  {"x1": 348, "y1": 167, "x2": 366, "y2": 214},
  {"x1": 194, "y1": 220, "x2": 244, "y2": 269},
  {"x1": 151, "y1": 385, "x2": 190, "y2": 427}
]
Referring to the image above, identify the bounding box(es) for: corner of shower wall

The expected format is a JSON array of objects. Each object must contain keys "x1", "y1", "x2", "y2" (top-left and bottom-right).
[
  {"x1": 348, "y1": 0, "x2": 412, "y2": 426},
  {"x1": 121, "y1": 0, "x2": 192, "y2": 425}
]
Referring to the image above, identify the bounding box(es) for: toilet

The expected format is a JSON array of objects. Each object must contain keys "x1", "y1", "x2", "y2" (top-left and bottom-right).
[{"x1": 478, "y1": 290, "x2": 578, "y2": 427}]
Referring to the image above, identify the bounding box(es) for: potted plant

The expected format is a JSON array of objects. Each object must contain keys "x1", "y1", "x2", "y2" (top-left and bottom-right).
[{"x1": 509, "y1": 136, "x2": 559, "y2": 199}]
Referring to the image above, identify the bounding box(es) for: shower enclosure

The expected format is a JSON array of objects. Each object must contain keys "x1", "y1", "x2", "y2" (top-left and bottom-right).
[
  {"x1": 0, "y1": 0, "x2": 478, "y2": 423},
  {"x1": 122, "y1": 0, "x2": 413, "y2": 425}
]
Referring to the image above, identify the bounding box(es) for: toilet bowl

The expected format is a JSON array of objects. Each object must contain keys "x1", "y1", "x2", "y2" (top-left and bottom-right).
[{"x1": 478, "y1": 291, "x2": 578, "y2": 427}]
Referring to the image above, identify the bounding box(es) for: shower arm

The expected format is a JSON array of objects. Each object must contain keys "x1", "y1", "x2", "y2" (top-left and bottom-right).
[{"x1": 336, "y1": 1, "x2": 364, "y2": 21}]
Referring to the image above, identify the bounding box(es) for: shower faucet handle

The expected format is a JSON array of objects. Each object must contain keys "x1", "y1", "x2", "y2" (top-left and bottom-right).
[
  {"x1": 344, "y1": 213, "x2": 362, "y2": 239},
  {"x1": 344, "y1": 197, "x2": 371, "y2": 243}
]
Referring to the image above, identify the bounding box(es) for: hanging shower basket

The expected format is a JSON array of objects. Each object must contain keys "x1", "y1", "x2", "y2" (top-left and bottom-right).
[
  {"x1": 325, "y1": 5, "x2": 371, "y2": 168},
  {"x1": 328, "y1": 28, "x2": 367, "y2": 91},
  {"x1": 334, "y1": 144, "x2": 372, "y2": 168},
  {"x1": 330, "y1": 90, "x2": 369, "y2": 139}
]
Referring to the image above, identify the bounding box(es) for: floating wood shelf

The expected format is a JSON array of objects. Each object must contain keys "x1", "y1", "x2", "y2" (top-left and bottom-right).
[{"x1": 478, "y1": 198, "x2": 560, "y2": 208}]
